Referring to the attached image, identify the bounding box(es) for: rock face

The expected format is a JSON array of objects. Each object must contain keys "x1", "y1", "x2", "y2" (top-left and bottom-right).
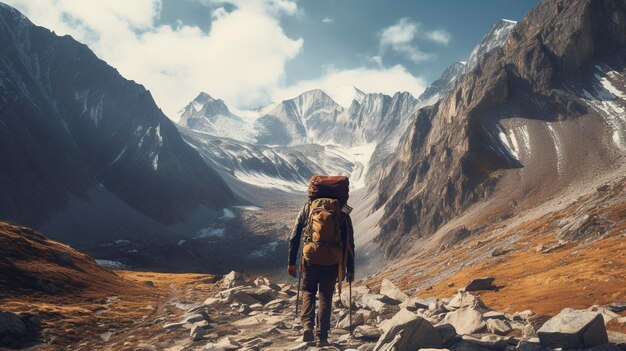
[
  {"x1": 464, "y1": 278, "x2": 497, "y2": 292},
  {"x1": 0, "y1": 4, "x2": 233, "y2": 243},
  {"x1": 537, "y1": 308, "x2": 609, "y2": 349},
  {"x1": 372, "y1": 0, "x2": 626, "y2": 257}
]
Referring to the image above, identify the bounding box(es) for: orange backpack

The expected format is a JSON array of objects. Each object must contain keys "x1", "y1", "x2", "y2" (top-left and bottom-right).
[{"x1": 302, "y1": 197, "x2": 343, "y2": 266}]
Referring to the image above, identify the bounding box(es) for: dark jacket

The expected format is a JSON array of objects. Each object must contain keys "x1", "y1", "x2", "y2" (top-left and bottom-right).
[{"x1": 288, "y1": 202, "x2": 355, "y2": 273}]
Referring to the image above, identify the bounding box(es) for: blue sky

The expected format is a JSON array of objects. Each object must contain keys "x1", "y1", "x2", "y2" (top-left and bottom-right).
[{"x1": 7, "y1": 0, "x2": 539, "y2": 118}]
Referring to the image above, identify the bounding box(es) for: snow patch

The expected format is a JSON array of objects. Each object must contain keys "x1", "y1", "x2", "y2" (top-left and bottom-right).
[
  {"x1": 547, "y1": 123, "x2": 564, "y2": 175},
  {"x1": 96, "y1": 260, "x2": 126, "y2": 269},
  {"x1": 221, "y1": 208, "x2": 236, "y2": 219},
  {"x1": 234, "y1": 171, "x2": 305, "y2": 193},
  {"x1": 249, "y1": 241, "x2": 279, "y2": 258},
  {"x1": 321, "y1": 86, "x2": 365, "y2": 108},
  {"x1": 178, "y1": 240, "x2": 186, "y2": 246},
  {"x1": 110, "y1": 147, "x2": 127, "y2": 166},
  {"x1": 196, "y1": 226, "x2": 225, "y2": 238}
]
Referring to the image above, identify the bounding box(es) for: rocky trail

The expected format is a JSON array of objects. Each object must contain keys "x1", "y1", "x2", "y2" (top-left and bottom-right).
[{"x1": 50, "y1": 271, "x2": 623, "y2": 351}]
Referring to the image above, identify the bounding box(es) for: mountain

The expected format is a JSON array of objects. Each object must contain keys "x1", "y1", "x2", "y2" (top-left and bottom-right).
[
  {"x1": 418, "y1": 19, "x2": 517, "y2": 107},
  {"x1": 0, "y1": 4, "x2": 234, "y2": 244},
  {"x1": 371, "y1": 0, "x2": 626, "y2": 257},
  {"x1": 178, "y1": 88, "x2": 419, "y2": 195}
]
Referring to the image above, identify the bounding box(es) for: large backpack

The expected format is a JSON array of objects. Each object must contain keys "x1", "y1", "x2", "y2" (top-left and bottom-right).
[{"x1": 302, "y1": 176, "x2": 349, "y2": 266}]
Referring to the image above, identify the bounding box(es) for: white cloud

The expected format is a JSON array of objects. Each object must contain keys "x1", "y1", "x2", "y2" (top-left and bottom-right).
[
  {"x1": 379, "y1": 18, "x2": 451, "y2": 63},
  {"x1": 272, "y1": 65, "x2": 427, "y2": 102},
  {"x1": 321, "y1": 17, "x2": 334, "y2": 23},
  {"x1": 5, "y1": 0, "x2": 303, "y2": 120},
  {"x1": 424, "y1": 29, "x2": 451, "y2": 45}
]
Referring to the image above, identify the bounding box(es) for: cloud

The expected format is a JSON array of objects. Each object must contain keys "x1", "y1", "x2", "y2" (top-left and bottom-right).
[
  {"x1": 321, "y1": 17, "x2": 334, "y2": 23},
  {"x1": 5, "y1": 0, "x2": 303, "y2": 120},
  {"x1": 379, "y1": 18, "x2": 451, "y2": 63},
  {"x1": 272, "y1": 65, "x2": 427, "y2": 102}
]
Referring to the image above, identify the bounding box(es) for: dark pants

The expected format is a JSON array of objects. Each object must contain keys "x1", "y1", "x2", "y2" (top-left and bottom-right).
[{"x1": 301, "y1": 261, "x2": 338, "y2": 339}]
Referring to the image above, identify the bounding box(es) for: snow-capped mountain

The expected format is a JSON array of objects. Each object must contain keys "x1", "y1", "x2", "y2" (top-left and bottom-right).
[
  {"x1": 371, "y1": 0, "x2": 626, "y2": 258},
  {"x1": 417, "y1": 19, "x2": 517, "y2": 108},
  {"x1": 0, "y1": 4, "x2": 234, "y2": 246},
  {"x1": 178, "y1": 87, "x2": 419, "y2": 194}
]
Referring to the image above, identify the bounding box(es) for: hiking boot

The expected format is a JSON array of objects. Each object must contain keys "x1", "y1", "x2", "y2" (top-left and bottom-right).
[
  {"x1": 302, "y1": 329, "x2": 314, "y2": 342},
  {"x1": 316, "y1": 338, "x2": 330, "y2": 347}
]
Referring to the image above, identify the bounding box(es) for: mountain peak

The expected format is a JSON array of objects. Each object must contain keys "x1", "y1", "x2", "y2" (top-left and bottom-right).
[
  {"x1": 193, "y1": 92, "x2": 217, "y2": 104},
  {"x1": 320, "y1": 86, "x2": 366, "y2": 108}
]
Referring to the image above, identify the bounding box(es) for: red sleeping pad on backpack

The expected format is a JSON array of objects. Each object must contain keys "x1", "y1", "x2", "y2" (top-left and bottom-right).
[{"x1": 307, "y1": 175, "x2": 349, "y2": 205}]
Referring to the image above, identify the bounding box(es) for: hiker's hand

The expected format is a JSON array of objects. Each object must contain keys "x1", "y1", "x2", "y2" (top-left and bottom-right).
[
  {"x1": 346, "y1": 272, "x2": 355, "y2": 282},
  {"x1": 288, "y1": 265, "x2": 297, "y2": 278}
]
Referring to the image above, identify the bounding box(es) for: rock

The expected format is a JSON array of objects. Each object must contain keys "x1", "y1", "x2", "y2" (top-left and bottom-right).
[
  {"x1": 512, "y1": 310, "x2": 533, "y2": 322},
  {"x1": 238, "y1": 304, "x2": 251, "y2": 315},
  {"x1": 537, "y1": 308, "x2": 608, "y2": 349},
  {"x1": 285, "y1": 342, "x2": 314, "y2": 351},
  {"x1": 353, "y1": 325, "x2": 382, "y2": 341},
  {"x1": 487, "y1": 318, "x2": 512, "y2": 335},
  {"x1": 184, "y1": 313, "x2": 206, "y2": 324},
  {"x1": 360, "y1": 293, "x2": 402, "y2": 312},
  {"x1": 203, "y1": 337, "x2": 241, "y2": 350},
  {"x1": 379, "y1": 279, "x2": 409, "y2": 302},
  {"x1": 449, "y1": 340, "x2": 491, "y2": 351},
  {"x1": 253, "y1": 276, "x2": 281, "y2": 291},
  {"x1": 435, "y1": 323, "x2": 459, "y2": 345},
  {"x1": 522, "y1": 315, "x2": 551, "y2": 338},
  {"x1": 515, "y1": 340, "x2": 546, "y2": 351},
  {"x1": 483, "y1": 311, "x2": 506, "y2": 319},
  {"x1": 357, "y1": 344, "x2": 376, "y2": 351},
  {"x1": 461, "y1": 335, "x2": 508, "y2": 351},
  {"x1": 220, "y1": 271, "x2": 249, "y2": 289},
  {"x1": 337, "y1": 312, "x2": 365, "y2": 329},
  {"x1": 447, "y1": 292, "x2": 487, "y2": 310},
  {"x1": 464, "y1": 277, "x2": 496, "y2": 292},
  {"x1": 491, "y1": 248, "x2": 511, "y2": 257},
  {"x1": 401, "y1": 297, "x2": 436, "y2": 311},
  {"x1": 440, "y1": 307, "x2": 486, "y2": 335},
  {"x1": 607, "y1": 301, "x2": 626, "y2": 313},
  {"x1": 0, "y1": 312, "x2": 26, "y2": 335},
  {"x1": 190, "y1": 325, "x2": 208, "y2": 341},
  {"x1": 378, "y1": 308, "x2": 418, "y2": 333},
  {"x1": 607, "y1": 330, "x2": 626, "y2": 345},
  {"x1": 163, "y1": 322, "x2": 187, "y2": 330},
  {"x1": 374, "y1": 315, "x2": 443, "y2": 351},
  {"x1": 588, "y1": 305, "x2": 620, "y2": 324}
]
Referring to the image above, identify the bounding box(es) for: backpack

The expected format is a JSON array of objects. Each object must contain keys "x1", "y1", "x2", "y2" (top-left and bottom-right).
[{"x1": 302, "y1": 175, "x2": 350, "y2": 266}]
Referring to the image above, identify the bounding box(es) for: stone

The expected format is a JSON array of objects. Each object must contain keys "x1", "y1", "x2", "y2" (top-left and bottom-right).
[
  {"x1": 512, "y1": 310, "x2": 533, "y2": 322},
  {"x1": 378, "y1": 308, "x2": 418, "y2": 333},
  {"x1": 440, "y1": 307, "x2": 486, "y2": 335},
  {"x1": 464, "y1": 277, "x2": 496, "y2": 292},
  {"x1": 374, "y1": 316, "x2": 443, "y2": 351},
  {"x1": 358, "y1": 344, "x2": 376, "y2": 351},
  {"x1": 360, "y1": 293, "x2": 402, "y2": 312},
  {"x1": 202, "y1": 337, "x2": 241, "y2": 350},
  {"x1": 522, "y1": 315, "x2": 551, "y2": 338},
  {"x1": 588, "y1": 305, "x2": 620, "y2": 324},
  {"x1": 183, "y1": 313, "x2": 206, "y2": 324},
  {"x1": 447, "y1": 292, "x2": 487, "y2": 310},
  {"x1": 285, "y1": 342, "x2": 313, "y2": 351},
  {"x1": 491, "y1": 248, "x2": 511, "y2": 257},
  {"x1": 607, "y1": 330, "x2": 626, "y2": 345},
  {"x1": 461, "y1": 335, "x2": 507, "y2": 351},
  {"x1": 336, "y1": 312, "x2": 365, "y2": 329},
  {"x1": 448, "y1": 340, "x2": 491, "y2": 351},
  {"x1": 190, "y1": 325, "x2": 208, "y2": 341},
  {"x1": 537, "y1": 308, "x2": 608, "y2": 349},
  {"x1": 163, "y1": 322, "x2": 187, "y2": 330},
  {"x1": 0, "y1": 312, "x2": 26, "y2": 335},
  {"x1": 353, "y1": 325, "x2": 382, "y2": 341},
  {"x1": 435, "y1": 323, "x2": 458, "y2": 345},
  {"x1": 486, "y1": 318, "x2": 512, "y2": 335},
  {"x1": 607, "y1": 301, "x2": 626, "y2": 313},
  {"x1": 253, "y1": 276, "x2": 281, "y2": 291},
  {"x1": 515, "y1": 340, "x2": 546, "y2": 351},
  {"x1": 401, "y1": 297, "x2": 437, "y2": 311},
  {"x1": 379, "y1": 279, "x2": 409, "y2": 302},
  {"x1": 220, "y1": 271, "x2": 249, "y2": 289},
  {"x1": 483, "y1": 311, "x2": 506, "y2": 319}
]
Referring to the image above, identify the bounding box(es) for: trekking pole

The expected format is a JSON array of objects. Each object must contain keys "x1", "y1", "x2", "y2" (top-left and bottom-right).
[
  {"x1": 349, "y1": 279, "x2": 353, "y2": 336},
  {"x1": 295, "y1": 259, "x2": 302, "y2": 315}
]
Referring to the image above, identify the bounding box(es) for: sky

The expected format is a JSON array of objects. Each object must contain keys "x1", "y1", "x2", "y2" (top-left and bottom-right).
[{"x1": 5, "y1": 0, "x2": 539, "y2": 120}]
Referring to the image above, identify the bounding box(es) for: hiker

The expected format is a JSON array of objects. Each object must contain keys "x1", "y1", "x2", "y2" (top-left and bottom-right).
[{"x1": 288, "y1": 175, "x2": 355, "y2": 347}]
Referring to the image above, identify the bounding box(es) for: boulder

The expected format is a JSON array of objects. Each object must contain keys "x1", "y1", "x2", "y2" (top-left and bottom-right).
[
  {"x1": 360, "y1": 293, "x2": 402, "y2": 312},
  {"x1": 401, "y1": 297, "x2": 437, "y2": 311},
  {"x1": 588, "y1": 306, "x2": 620, "y2": 324},
  {"x1": 486, "y1": 318, "x2": 512, "y2": 335},
  {"x1": 440, "y1": 307, "x2": 486, "y2": 335},
  {"x1": 220, "y1": 271, "x2": 249, "y2": 289},
  {"x1": 435, "y1": 323, "x2": 459, "y2": 345},
  {"x1": 537, "y1": 308, "x2": 608, "y2": 349},
  {"x1": 374, "y1": 316, "x2": 443, "y2": 351},
  {"x1": 449, "y1": 340, "x2": 491, "y2": 351},
  {"x1": 446, "y1": 292, "x2": 487, "y2": 310},
  {"x1": 607, "y1": 301, "x2": 626, "y2": 313},
  {"x1": 379, "y1": 308, "x2": 418, "y2": 333},
  {"x1": 515, "y1": 340, "x2": 547, "y2": 351},
  {"x1": 353, "y1": 325, "x2": 382, "y2": 341},
  {"x1": 522, "y1": 315, "x2": 551, "y2": 338},
  {"x1": 337, "y1": 312, "x2": 365, "y2": 329},
  {"x1": 253, "y1": 276, "x2": 281, "y2": 291},
  {"x1": 464, "y1": 278, "x2": 496, "y2": 292},
  {"x1": 0, "y1": 312, "x2": 26, "y2": 335},
  {"x1": 461, "y1": 335, "x2": 508, "y2": 351},
  {"x1": 380, "y1": 279, "x2": 409, "y2": 302}
]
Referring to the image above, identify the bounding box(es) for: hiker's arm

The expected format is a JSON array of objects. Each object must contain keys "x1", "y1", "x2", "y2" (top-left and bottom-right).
[{"x1": 288, "y1": 205, "x2": 307, "y2": 266}]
